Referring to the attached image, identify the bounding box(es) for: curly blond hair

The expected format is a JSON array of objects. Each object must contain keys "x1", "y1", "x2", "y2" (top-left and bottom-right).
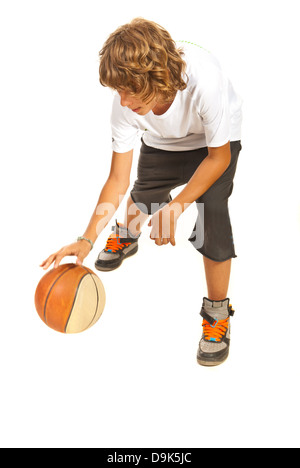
[{"x1": 99, "y1": 18, "x2": 187, "y2": 103}]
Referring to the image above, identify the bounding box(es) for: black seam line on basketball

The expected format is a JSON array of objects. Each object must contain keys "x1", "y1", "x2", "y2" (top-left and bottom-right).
[
  {"x1": 43, "y1": 265, "x2": 75, "y2": 324},
  {"x1": 80, "y1": 267, "x2": 100, "y2": 331},
  {"x1": 64, "y1": 272, "x2": 90, "y2": 333}
]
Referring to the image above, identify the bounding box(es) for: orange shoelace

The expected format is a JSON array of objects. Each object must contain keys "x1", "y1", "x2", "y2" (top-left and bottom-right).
[
  {"x1": 202, "y1": 317, "x2": 230, "y2": 342},
  {"x1": 104, "y1": 235, "x2": 131, "y2": 253}
]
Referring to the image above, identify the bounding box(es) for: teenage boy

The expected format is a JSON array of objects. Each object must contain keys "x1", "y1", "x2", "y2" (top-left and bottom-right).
[{"x1": 41, "y1": 18, "x2": 242, "y2": 366}]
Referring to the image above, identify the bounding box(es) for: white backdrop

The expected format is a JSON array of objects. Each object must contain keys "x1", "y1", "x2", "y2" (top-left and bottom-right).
[{"x1": 1, "y1": 0, "x2": 300, "y2": 448}]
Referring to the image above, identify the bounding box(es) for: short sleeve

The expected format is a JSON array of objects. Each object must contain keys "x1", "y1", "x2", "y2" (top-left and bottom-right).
[
  {"x1": 110, "y1": 94, "x2": 140, "y2": 153},
  {"x1": 199, "y1": 70, "x2": 230, "y2": 148}
]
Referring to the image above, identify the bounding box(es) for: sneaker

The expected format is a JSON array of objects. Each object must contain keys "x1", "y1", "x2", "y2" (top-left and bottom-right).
[
  {"x1": 197, "y1": 298, "x2": 235, "y2": 367},
  {"x1": 95, "y1": 220, "x2": 140, "y2": 272}
]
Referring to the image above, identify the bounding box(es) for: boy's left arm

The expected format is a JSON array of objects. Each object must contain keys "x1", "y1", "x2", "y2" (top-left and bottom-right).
[
  {"x1": 172, "y1": 141, "x2": 231, "y2": 207},
  {"x1": 148, "y1": 142, "x2": 231, "y2": 246}
]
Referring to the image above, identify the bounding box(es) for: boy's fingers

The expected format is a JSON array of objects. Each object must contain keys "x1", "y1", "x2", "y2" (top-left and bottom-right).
[
  {"x1": 76, "y1": 252, "x2": 85, "y2": 266},
  {"x1": 40, "y1": 254, "x2": 55, "y2": 269},
  {"x1": 53, "y1": 259, "x2": 61, "y2": 269},
  {"x1": 53, "y1": 253, "x2": 65, "y2": 269},
  {"x1": 159, "y1": 211, "x2": 162, "y2": 240},
  {"x1": 170, "y1": 210, "x2": 175, "y2": 239},
  {"x1": 150, "y1": 229, "x2": 157, "y2": 240},
  {"x1": 40, "y1": 257, "x2": 50, "y2": 266}
]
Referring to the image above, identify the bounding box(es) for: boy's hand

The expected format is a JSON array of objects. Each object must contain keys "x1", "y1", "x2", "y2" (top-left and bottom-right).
[
  {"x1": 40, "y1": 240, "x2": 92, "y2": 270},
  {"x1": 148, "y1": 204, "x2": 181, "y2": 246}
]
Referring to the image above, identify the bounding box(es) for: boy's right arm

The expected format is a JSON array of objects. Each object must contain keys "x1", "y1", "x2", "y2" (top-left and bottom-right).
[{"x1": 40, "y1": 150, "x2": 133, "y2": 270}]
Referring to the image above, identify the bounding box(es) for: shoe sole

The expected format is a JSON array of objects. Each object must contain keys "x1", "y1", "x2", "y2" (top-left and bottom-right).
[
  {"x1": 94, "y1": 244, "x2": 139, "y2": 272},
  {"x1": 197, "y1": 349, "x2": 229, "y2": 367}
]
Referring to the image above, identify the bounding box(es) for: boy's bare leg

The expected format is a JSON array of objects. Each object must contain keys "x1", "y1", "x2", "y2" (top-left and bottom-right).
[
  {"x1": 123, "y1": 195, "x2": 149, "y2": 236},
  {"x1": 202, "y1": 257, "x2": 232, "y2": 301}
]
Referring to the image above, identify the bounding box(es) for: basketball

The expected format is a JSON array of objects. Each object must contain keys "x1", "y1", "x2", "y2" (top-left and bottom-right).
[{"x1": 35, "y1": 263, "x2": 106, "y2": 334}]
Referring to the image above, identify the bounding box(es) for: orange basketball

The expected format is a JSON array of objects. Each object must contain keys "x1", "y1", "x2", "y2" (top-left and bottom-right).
[{"x1": 35, "y1": 263, "x2": 106, "y2": 334}]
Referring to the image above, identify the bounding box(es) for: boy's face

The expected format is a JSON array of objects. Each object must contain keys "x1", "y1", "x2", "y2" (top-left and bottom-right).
[{"x1": 118, "y1": 90, "x2": 159, "y2": 116}]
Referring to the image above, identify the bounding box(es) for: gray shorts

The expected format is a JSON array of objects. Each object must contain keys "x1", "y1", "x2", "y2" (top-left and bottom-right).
[{"x1": 130, "y1": 140, "x2": 242, "y2": 262}]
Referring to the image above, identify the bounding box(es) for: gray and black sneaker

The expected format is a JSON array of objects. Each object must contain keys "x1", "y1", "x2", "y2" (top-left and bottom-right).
[
  {"x1": 95, "y1": 220, "x2": 140, "y2": 272},
  {"x1": 197, "y1": 297, "x2": 235, "y2": 367}
]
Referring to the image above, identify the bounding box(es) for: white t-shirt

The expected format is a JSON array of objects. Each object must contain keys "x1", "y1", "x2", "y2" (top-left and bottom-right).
[{"x1": 110, "y1": 42, "x2": 242, "y2": 153}]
